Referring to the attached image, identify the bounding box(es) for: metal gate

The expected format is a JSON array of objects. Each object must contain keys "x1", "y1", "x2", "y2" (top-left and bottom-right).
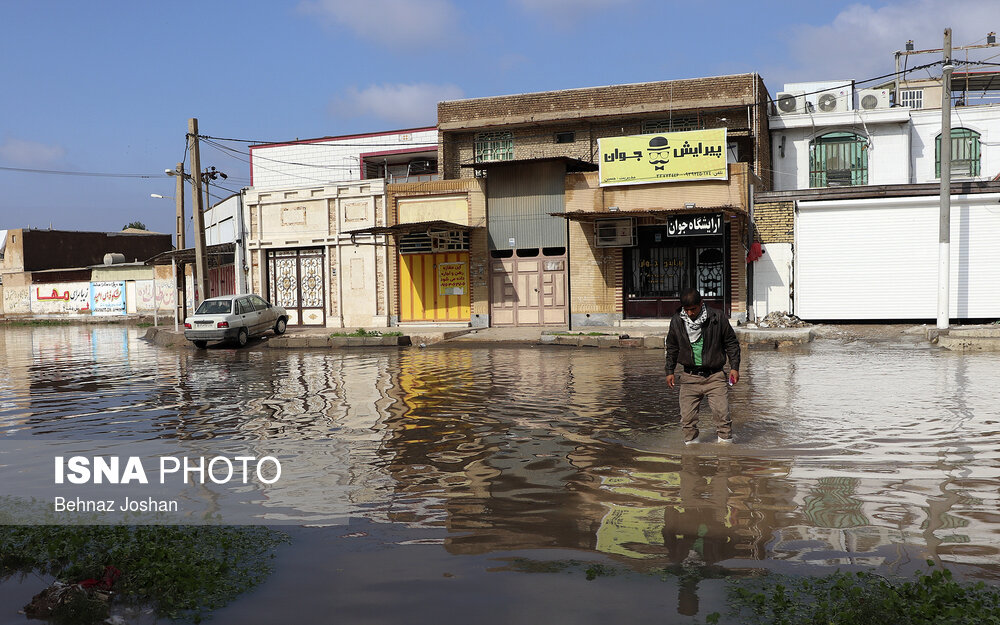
[
  {"x1": 490, "y1": 250, "x2": 566, "y2": 327},
  {"x1": 266, "y1": 248, "x2": 325, "y2": 326}
]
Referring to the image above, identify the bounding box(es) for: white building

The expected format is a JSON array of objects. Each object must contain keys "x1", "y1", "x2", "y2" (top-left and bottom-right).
[
  {"x1": 243, "y1": 128, "x2": 438, "y2": 327},
  {"x1": 754, "y1": 73, "x2": 1000, "y2": 321}
]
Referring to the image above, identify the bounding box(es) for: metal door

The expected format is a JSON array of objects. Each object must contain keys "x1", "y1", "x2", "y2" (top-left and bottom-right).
[
  {"x1": 490, "y1": 251, "x2": 566, "y2": 327},
  {"x1": 266, "y1": 248, "x2": 325, "y2": 326}
]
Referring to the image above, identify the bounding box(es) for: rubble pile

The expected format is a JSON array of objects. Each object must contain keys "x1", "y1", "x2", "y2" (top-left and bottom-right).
[{"x1": 757, "y1": 311, "x2": 809, "y2": 328}]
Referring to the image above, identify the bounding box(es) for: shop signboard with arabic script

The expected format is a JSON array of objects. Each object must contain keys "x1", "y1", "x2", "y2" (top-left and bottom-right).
[
  {"x1": 90, "y1": 281, "x2": 126, "y2": 316},
  {"x1": 598, "y1": 128, "x2": 727, "y2": 187},
  {"x1": 667, "y1": 213, "x2": 723, "y2": 237}
]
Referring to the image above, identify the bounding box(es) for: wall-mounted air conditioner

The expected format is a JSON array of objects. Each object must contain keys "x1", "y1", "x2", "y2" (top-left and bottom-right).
[
  {"x1": 774, "y1": 92, "x2": 806, "y2": 115},
  {"x1": 858, "y1": 88, "x2": 891, "y2": 110},
  {"x1": 595, "y1": 218, "x2": 636, "y2": 248},
  {"x1": 816, "y1": 88, "x2": 851, "y2": 113}
]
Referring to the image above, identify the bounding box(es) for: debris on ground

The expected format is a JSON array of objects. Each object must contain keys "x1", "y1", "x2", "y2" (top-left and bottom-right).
[
  {"x1": 23, "y1": 566, "x2": 121, "y2": 623},
  {"x1": 755, "y1": 312, "x2": 809, "y2": 328}
]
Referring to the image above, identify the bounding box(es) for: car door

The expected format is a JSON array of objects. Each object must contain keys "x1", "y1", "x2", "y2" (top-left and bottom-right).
[
  {"x1": 252, "y1": 295, "x2": 275, "y2": 331},
  {"x1": 236, "y1": 297, "x2": 259, "y2": 335}
]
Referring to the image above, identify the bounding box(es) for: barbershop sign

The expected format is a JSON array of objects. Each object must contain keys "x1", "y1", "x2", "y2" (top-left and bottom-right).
[{"x1": 667, "y1": 213, "x2": 723, "y2": 236}]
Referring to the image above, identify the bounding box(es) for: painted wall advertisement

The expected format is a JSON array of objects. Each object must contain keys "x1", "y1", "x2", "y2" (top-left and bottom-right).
[
  {"x1": 90, "y1": 281, "x2": 126, "y2": 316},
  {"x1": 598, "y1": 128, "x2": 728, "y2": 187},
  {"x1": 437, "y1": 262, "x2": 468, "y2": 296}
]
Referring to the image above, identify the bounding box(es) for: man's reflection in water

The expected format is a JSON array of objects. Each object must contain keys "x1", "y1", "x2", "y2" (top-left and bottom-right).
[{"x1": 663, "y1": 455, "x2": 739, "y2": 616}]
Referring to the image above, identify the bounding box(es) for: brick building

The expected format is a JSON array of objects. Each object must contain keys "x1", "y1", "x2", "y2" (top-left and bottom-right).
[{"x1": 433, "y1": 73, "x2": 772, "y2": 326}]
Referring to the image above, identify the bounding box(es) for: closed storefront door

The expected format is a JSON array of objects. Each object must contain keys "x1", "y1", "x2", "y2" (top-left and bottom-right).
[
  {"x1": 399, "y1": 251, "x2": 471, "y2": 322},
  {"x1": 490, "y1": 249, "x2": 567, "y2": 327},
  {"x1": 266, "y1": 248, "x2": 326, "y2": 326},
  {"x1": 624, "y1": 225, "x2": 728, "y2": 318}
]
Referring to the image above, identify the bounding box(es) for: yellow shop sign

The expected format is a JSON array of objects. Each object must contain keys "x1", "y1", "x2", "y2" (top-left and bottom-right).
[{"x1": 598, "y1": 128, "x2": 728, "y2": 187}]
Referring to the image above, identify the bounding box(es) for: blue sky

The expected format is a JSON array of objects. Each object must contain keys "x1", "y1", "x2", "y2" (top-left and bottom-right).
[{"x1": 1, "y1": 0, "x2": 996, "y2": 238}]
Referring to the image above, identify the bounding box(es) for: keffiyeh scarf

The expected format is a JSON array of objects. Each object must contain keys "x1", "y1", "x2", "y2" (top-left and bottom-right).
[{"x1": 682, "y1": 303, "x2": 708, "y2": 343}]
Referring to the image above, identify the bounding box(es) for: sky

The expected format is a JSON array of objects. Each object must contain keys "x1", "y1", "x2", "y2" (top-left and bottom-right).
[{"x1": 1, "y1": 0, "x2": 998, "y2": 239}]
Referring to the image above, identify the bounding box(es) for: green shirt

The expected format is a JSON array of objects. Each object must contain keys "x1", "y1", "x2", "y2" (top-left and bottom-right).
[{"x1": 692, "y1": 336, "x2": 704, "y2": 366}]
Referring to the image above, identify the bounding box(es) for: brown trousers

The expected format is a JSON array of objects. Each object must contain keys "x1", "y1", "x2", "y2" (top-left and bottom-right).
[{"x1": 678, "y1": 371, "x2": 731, "y2": 441}]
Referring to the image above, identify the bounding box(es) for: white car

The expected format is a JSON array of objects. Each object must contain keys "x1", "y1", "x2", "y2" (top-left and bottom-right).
[{"x1": 183, "y1": 294, "x2": 288, "y2": 348}]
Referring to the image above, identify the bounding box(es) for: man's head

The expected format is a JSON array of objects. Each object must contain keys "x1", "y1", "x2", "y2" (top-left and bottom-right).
[{"x1": 680, "y1": 288, "x2": 703, "y2": 319}]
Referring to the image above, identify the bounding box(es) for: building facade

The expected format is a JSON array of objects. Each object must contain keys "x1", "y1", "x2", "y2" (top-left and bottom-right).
[
  {"x1": 757, "y1": 73, "x2": 1000, "y2": 321},
  {"x1": 435, "y1": 74, "x2": 772, "y2": 326},
  {"x1": 243, "y1": 128, "x2": 438, "y2": 327}
]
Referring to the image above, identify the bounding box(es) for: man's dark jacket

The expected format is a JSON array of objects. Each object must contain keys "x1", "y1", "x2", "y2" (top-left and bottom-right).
[{"x1": 665, "y1": 306, "x2": 741, "y2": 374}]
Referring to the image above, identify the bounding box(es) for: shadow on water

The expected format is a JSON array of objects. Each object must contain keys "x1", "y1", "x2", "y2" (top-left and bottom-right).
[{"x1": 1, "y1": 325, "x2": 1000, "y2": 623}]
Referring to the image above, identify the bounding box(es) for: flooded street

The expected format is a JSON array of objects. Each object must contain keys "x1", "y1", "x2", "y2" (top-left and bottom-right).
[{"x1": 2, "y1": 325, "x2": 1000, "y2": 623}]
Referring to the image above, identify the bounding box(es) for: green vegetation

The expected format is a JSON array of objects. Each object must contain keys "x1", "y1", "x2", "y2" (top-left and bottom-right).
[
  {"x1": 122, "y1": 221, "x2": 148, "y2": 231},
  {"x1": 2, "y1": 319, "x2": 74, "y2": 326},
  {"x1": 330, "y1": 328, "x2": 403, "y2": 337},
  {"x1": 721, "y1": 563, "x2": 1000, "y2": 625},
  {"x1": 0, "y1": 524, "x2": 289, "y2": 623},
  {"x1": 549, "y1": 331, "x2": 615, "y2": 336}
]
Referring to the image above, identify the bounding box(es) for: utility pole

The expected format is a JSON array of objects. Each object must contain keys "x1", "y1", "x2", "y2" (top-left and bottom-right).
[
  {"x1": 938, "y1": 28, "x2": 953, "y2": 330},
  {"x1": 189, "y1": 118, "x2": 211, "y2": 305},
  {"x1": 173, "y1": 162, "x2": 187, "y2": 320}
]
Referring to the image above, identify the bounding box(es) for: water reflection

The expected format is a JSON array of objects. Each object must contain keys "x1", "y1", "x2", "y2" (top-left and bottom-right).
[{"x1": 2, "y1": 326, "x2": 1000, "y2": 591}]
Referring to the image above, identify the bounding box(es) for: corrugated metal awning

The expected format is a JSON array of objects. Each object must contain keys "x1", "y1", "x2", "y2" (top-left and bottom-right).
[
  {"x1": 345, "y1": 220, "x2": 479, "y2": 237},
  {"x1": 553, "y1": 207, "x2": 744, "y2": 222},
  {"x1": 145, "y1": 242, "x2": 235, "y2": 265}
]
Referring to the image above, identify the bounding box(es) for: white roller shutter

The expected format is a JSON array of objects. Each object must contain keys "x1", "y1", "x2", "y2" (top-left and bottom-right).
[{"x1": 795, "y1": 194, "x2": 1000, "y2": 320}]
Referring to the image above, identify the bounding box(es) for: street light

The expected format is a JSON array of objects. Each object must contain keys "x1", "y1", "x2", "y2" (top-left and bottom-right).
[{"x1": 150, "y1": 193, "x2": 173, "y2": 200}]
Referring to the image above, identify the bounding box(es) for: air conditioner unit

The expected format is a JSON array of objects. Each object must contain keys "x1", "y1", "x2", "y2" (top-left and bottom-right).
[
  {"x1": 595, "y1": 218, "x2": 636, "y2": 248},
  {"x1": 774, "y1": 91, "x2": 806, "y2": 115},
  {"x1": 816, "y1": 88, "x2": 851, "y2": 113},
  {"x1": 858, "y1": 88, "x2": 891, "y2": 110}
]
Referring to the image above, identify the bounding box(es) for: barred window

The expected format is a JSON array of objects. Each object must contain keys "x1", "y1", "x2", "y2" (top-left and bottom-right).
[
  {"x1": 898, "y1": 89, "x2": 923, "y2": 109},
  {"x1": 474, "y1": 131, "x2": 513, "y2": 162},
  {"x1": 809, "y1": 132, "x2": 868, "y2": 187},
  {"x1": 936, "y1": 128, "x2": 981, "y2": 178},
  {"x1": 642, "y1": 117, "x2": 702, "y2": 133}
]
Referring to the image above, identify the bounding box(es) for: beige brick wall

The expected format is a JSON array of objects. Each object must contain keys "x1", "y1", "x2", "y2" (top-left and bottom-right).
[
  {"x1": 753, "y1": 201, "x2": 794, "y2": 244},
  {"x1": 565, "y1": 173, "x2": 622, "y2": 315}
]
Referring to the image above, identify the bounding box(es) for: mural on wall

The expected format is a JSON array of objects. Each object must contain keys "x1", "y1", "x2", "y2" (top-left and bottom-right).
[
  {"x1": 3, "y1": 286, "x2": 31, "y2": 314},
  {"x1": 30, "y1": 283, "x2": 92, "y2": 314},
  {"x1": 135, "y1": 280, "x2": 176, "y2": 311},
  {"x1": 90, "y1": 281, "x2": 126, "y2": 316}
]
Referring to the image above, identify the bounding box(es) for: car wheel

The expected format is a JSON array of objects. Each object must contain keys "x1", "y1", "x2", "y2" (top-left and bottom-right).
[
  {"x1": 193, "y1": 340, "x2": 208, "y2": 349},
  {"x1": 237, "y1": 328, "x2": 249, "y2": 347},
  {"x1": 274, "y1": 317, "x2": 287, "y2": 336}
]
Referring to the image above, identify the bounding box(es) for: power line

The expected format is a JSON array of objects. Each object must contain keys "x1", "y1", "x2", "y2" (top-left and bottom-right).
[{"x1": 0, "y1": 165, "x2": 159, "y2": 178}]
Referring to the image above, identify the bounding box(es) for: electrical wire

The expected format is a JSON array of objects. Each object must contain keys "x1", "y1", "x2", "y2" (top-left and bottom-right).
[{"x1": 0, "y1": 165, "x2": 158, "y2": 178}]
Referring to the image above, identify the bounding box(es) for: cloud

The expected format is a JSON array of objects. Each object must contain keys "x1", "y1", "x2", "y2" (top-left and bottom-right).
[
  {"x1": 770, "y1": 0, "x2": 1000, "y2": 90},
  {"x1": 332, "y1": 83, "x2": 464, "y2": 125},
  {"x1": 299, "y1": 0, "x2": 459, "y2": 46},
  {"x1": 0, "y1": 138, "x2": 65, "y2": 167}
]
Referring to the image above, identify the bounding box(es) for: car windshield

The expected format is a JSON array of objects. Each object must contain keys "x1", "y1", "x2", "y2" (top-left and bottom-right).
[{"x1": 196, "y1": 300, "x2": 233, "y2": 315}]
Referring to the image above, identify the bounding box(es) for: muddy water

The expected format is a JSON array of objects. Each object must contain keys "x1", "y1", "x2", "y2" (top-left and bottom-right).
[{"x1": 1, "y1": 325, "x2": 999, "y2": 623}]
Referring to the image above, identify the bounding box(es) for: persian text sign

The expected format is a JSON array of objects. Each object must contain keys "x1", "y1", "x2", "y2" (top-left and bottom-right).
[
  {"x1": 598, "y1": 129, "x2": 728, "y2": 187},
  {"x1": 90, "y1": 281, "x2": 126, "y2": 316},
  {"x1": 667, "y1": 213, "x2": 723, "y2": 236},
  {"x1": 437, "y1": 262, "x2": 468, "y2": 296}
]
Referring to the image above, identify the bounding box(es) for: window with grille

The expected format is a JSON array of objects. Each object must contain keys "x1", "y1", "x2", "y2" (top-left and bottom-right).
[
  {"x1": 936, "y1": 128, "x2": 981, "y2": 178},
  {"x1": 399, "y1": 231, "x2": 469, "y2": 254},
  {"x1": 474, "y1": 131, "x2": 513, "y2": 162},
  {"x1": 899, "y1": 89, "x2": 923, "y2": 109},
  {"x1": 809, "y1": 132, "x2": 868, "y2": 187},
  {"x1": 642, "y1": 117, "x2": 703, "y2": 133}
]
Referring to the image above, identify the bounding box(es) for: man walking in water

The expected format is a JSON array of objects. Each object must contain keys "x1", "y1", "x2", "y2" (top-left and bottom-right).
[{"x1": 665, "y1": 288, "x2": 741, "y2": 444}]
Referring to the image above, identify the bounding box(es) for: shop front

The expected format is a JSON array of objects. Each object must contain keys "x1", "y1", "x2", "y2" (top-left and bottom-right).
[{"x1": 624, "y1": 213, "x2": 729, "y2": 317}]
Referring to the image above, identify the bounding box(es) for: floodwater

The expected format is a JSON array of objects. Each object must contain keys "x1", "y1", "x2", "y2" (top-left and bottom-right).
[{"x1": 1, "y1": 325, "x2": 999, "y2": 624}]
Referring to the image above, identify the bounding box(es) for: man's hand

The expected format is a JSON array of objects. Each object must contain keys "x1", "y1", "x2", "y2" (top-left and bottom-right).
[
  {"x1": 729, "y1": 370, "x2": 740, "y2": 385},
  {"x1": 666, "y1": 374, "x2": 675, "y2": 389}
]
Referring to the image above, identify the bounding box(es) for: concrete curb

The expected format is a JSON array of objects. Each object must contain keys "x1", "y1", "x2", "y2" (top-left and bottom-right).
[
  {"x1": 734, "y1": 327, "x2": 813, "y2": 345},
  {"x1": 270, "y1": 335, "x2": 412, "y2": 349}
]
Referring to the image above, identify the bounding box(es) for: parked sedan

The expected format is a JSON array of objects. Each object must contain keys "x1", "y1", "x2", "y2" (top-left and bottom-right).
[{"x1": 183, "y1": 294, "x2": 288, "y2": 348}]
